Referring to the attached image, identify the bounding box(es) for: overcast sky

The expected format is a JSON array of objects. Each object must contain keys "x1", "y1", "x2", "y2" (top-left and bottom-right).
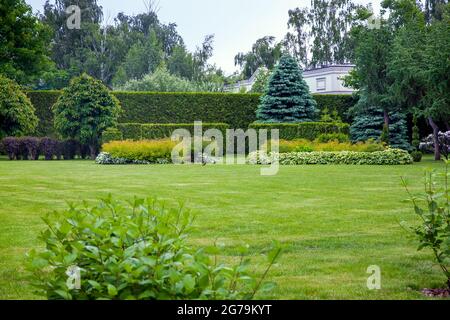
[{"x1": 25, "y1": 0, "x2": 381, "y2": 75}]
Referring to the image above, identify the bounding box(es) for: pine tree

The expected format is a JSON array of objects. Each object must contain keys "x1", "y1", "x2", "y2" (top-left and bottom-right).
[
  {"x1": 350, "y1": 95, "x2": 410, "y2": 150},
  {"x1": 256, "y1": 55, "x2": 318, "y2": 123}
]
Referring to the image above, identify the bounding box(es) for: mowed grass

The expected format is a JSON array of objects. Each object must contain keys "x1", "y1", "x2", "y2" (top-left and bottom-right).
[{"x1": 0, "y1": 156, "x2": 448, "y2": 300}]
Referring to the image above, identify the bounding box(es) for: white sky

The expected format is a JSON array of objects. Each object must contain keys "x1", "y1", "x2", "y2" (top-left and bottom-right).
[{"x1": 26, "y1": 0, "x2": 381, "y2": 75}]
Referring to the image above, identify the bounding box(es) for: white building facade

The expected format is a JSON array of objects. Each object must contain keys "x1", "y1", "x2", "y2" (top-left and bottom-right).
[
  {"x1": 302, "y1": 64, "x2": 355, "y2": 95},
  {"x1": 225, "y1": 64, "x2": 355, "y2": 95}
]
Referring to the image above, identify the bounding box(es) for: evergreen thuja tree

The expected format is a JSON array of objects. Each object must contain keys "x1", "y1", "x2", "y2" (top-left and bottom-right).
[
  {"x1": 256, "y1": 55, "x2": 318, "y2": 123},
  {"x1": 350, "y1": 95, "x2": 410, "y2": 150}
]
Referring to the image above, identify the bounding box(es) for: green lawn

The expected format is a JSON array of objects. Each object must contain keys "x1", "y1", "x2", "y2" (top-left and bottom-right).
[{"x1": 0, "y1": 156, "x2": 448, "y2": 300}]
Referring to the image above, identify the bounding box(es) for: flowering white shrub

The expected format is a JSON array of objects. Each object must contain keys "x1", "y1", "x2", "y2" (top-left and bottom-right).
[
  {"x1": 247, "y1": 148, "x2": 413, "y2": 165},
  {"x1": 419, "y1": 131, "x2": 450, "y2": 159}
]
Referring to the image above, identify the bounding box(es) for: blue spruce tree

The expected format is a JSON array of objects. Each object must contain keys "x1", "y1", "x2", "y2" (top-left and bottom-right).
[
  {"x1": 256, "y1": 55, "x2": 318, "y2": 123},
  {"x1": 350, "y1": 95, "x2": 410, "y2": 150}
]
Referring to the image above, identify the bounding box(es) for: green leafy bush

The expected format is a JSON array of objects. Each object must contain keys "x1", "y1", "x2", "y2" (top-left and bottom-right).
[
  {"x1": 0, "y1": 76, "x2": 38, "y2": 138},
  {"x1": 249, "y1": 122, "x2": 350, "y2": 141},
  {"x1": 118, "y1": 123, "x2": 230, "y2": 140},
  {"x1": 402, "y1": 161, "x2": 450, "y2": 288},
  {"x1": 53, "y1": 74, "x2": 122, "y2": 159},
  {"x1": 28, "y1": 91, "x2": 356, "y2": 135},
  {"x1": 27, "y1": 196, "x2": 282, "y2": 300},
  {"x1": 247, "y1": 148, "x2": 413, "y2": 165},
  {"x1": 411, "y1": 151, "x2": 423, "y2": 163},
  {"x1": 102, "y1": 128, "x2": 123, "y2": 143}
]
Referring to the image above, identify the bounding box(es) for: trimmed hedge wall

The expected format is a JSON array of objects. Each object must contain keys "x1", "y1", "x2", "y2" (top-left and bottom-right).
[
  {"x1": 26, "y1": 91, "x2": 356, "y2": 137},
  {"x1": 118, "y1": 123, "x2": 230, "y2": 140},
  {"x1": 26, "y1": 91, "x2": 61, "y2": 137},
  {"x1": 249, "y1": 122, "x2": 350, "y2": 141}
]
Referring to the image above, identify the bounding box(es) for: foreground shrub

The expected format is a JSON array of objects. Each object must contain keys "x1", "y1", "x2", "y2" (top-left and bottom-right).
[
  {"x1": 247, "y1": 148, "x2": 413, "y2": 165},
  {"x1": 0, "y1": 76, "x2": 38, "y2": 138},
  {"x1": 402, "y1": 161, "x2": 450, "y2": 289},
  {"x1": 27, "y1": 196, "x2": 282, "y2": 300},
  {"x1": 102, "y1": 140, "x2": 176, "y2": 163}
]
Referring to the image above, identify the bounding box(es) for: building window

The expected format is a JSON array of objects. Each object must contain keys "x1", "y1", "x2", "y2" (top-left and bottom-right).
[{"x1": 316, "y1": 78, "x2": 326, "y2": 91}]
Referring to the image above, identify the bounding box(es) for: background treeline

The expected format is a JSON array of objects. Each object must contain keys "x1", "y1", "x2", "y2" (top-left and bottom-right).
[{"x1": 1, "y1": 0, "x2": 227, "y2": 90}]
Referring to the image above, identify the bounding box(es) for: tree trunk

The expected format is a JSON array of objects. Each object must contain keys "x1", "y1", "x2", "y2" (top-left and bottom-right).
[
  {"x1": 89, "y1": 144, "x2": 97, "y2": 160},
  {"x1": 383, "y1": 109, "x2": 390, "y2": 127},
  {"x1": 428, "y1": 117, "x2": 441, "y2": 161}
]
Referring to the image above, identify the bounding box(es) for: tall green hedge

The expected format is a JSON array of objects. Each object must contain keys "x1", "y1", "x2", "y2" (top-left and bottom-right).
[
  {"x1": 25, "y1": 91, "x2": 60, "y2": 137},
  {"x1": 249, "y1": 122, "x2": 350, "y2": 140},
  {"x1": 118, "y1": 123, "x2": 230, "y2": 140},
  {"x1": 26, "y1": 91, "x2": 356, "y2": 137}
]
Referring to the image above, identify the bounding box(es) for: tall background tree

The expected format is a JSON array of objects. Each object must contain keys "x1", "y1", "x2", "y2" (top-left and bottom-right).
[
  {"x1": 234, "y1": 36, "x2": 282, "y2": 78},
  {"x1": 0, "y1": 0, "x2": 52, "y2": 85},
  {"x1": 284, "y1": 0, "x2": 364, "y2": 68}
]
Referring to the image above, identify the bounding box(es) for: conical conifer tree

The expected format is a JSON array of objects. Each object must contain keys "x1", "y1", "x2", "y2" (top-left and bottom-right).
[{"x1": 256, "y1": 55, "x2": 318, "y2": 123}]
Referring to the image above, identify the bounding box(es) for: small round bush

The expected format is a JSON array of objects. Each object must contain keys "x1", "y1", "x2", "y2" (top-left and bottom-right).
[
  {"x1": 0, "y1": 76, "x2": 38, "y2": 138},
  {"x1": 411, "y1": 151, "x2": 423, "y2": 163}
]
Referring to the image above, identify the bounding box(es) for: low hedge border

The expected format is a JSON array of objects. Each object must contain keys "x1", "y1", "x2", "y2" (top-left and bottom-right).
[
  {"x1": 1, "y1": 136, "x2": 90, "y2": 160},
  {"x1": 247, "y1": 149, "x2": 413, "y2": 165},
  {"x1": 117, "y1": 123, "x2": 230, "y2": 140},
  {"x1": 249, "y1": 122, "x2": 350, "y2": 141}
]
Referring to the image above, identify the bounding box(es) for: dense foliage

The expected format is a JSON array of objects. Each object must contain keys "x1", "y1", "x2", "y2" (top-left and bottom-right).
[
  {"x1": 249, "y1": 122, "x2": 350, "y2": 141},
  {"x1": 284, "y1": 0, "x2": 364, "y2": 68},
  {"x1": 248, "y1": 148, "x2": 413, "y2": 165},
  {"x1": 257, "y1": 55, "x2": 318, "y2": 123},
  {"x1": 35, "y1": 0, "x2": 225, "y2": 90},
  {"x1": 0, "y1": 0, "x2": 52, "y2": 85},
  {"x1": 118, "y1": 65, "x2": 223, "y2": 92},
  {"x1": 0, "y1": 76, "x2": 38, "y2": 138},
  {"x1": 53, "y1": 74, "x2": 121, "y2": 159},
  {"x1": 28, "y1": 196, "x2": 282, "y2": 300},
  {"x1": 350, "y1": 97, "x2": 410, "y2": 150},
  {"x1": 402, "y1": 161, "x2": 450, "y2": 288}
]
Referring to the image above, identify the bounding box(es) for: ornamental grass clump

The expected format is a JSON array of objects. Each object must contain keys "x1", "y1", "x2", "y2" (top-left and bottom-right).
[{"x1": 27, "y1": 196, "x2": 282, "y2": 300}]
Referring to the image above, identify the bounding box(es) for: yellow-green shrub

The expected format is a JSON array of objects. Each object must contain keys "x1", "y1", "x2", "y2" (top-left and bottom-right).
[
  {"x1": 102, "y1": 140, "x2": 176, "y2": 162},
  {"x1": 265, "y1": 139, "x2": 385, "y2": 153}
]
